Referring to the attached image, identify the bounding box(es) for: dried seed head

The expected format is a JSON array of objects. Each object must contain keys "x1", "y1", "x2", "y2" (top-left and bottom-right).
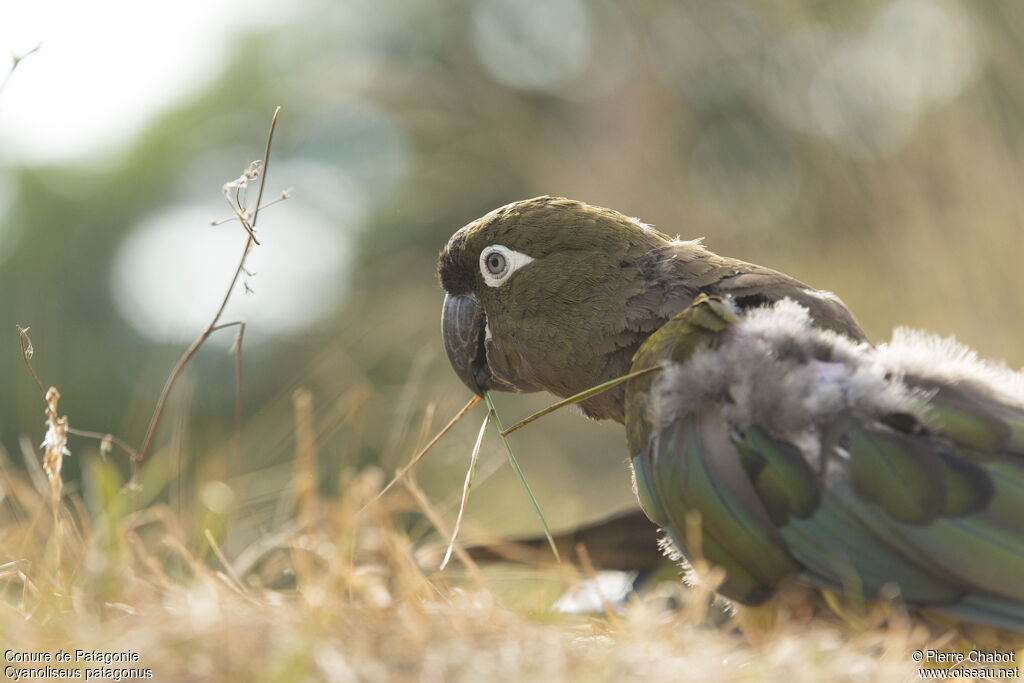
[{"x1": 40, "y1": 386, "x2": 70, "y2": 498}]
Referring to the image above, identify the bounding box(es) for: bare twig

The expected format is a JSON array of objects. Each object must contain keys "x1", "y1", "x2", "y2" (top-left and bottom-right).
[
  {"x1": 210, "y1": 190, "x2": 292, "y2": 226},
  {"x1": 224, "y1": 163, "x2": 262, "y2": 245},
  {"x1": 216, "y1": 320, "x2": 269, "y2": 534},
  {"x1": 18, "y1": 327, "x2": 74, "y2": 551},
  {"x1": 0, "y1": 44, "x2": 41, "y2": 97},
  {"x1": 16, "y1": 326, "x2": 45, "y2": 399},
  {"x1": 136, "y1": 106, "x2": 282, "y2": 467},
  {"x1": 66, "y1": 427, "x2": 138, "y2": 461},
  {"x1": 16, "y1": 105, "x2": 285, "y2": 501},
  {"x1": 19, "y1": 327, "x2": 139, "y2": 461}
]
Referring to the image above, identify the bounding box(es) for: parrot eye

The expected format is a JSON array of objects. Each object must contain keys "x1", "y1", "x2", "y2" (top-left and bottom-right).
[
  {"x1": 479, "y1": 245, "x2": 534, "y2": 287},
  {"x1": 486, "y1": 251, "x2": 506, "y2": 275}
]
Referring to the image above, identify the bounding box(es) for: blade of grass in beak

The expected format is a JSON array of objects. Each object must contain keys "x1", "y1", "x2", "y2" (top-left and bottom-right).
[
  {"x1": 500, "y1": 365, "x2": 659, "y2": 437},
  {"x1": 440, "y1": 412, "x2": 489, "y2": 570},
  {"x1": 483, "y1": 390, "x2": 559, "y2": 562}
]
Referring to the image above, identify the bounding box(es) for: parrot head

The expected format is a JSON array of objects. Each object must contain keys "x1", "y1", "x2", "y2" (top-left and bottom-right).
[{"x1": 437, "y1": 196, "x2": 676, "y2": 422}]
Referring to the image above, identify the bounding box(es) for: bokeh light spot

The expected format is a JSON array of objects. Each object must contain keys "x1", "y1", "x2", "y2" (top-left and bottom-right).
[
  {"x1": 471, "y1": 0, "x2": 591, "y2": 93},
  {"x1": 809, "y1": 44, "x2": 918, "y2": 160},
  {"x1": 868, "y1": 0, "x2": 980, "y2": 113},
  {"x1": 0, "y1": 0, "x2": 283, "y2": 163},
  {"x1": 111, "y1": 200, "x2": 351, "y2": 344}
]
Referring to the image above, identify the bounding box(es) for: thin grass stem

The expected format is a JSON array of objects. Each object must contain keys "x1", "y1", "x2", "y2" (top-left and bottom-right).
[
  {"x1": 440, "y1": 412, "x2": 488, "y2": 570},
  {"x1": 483, "y1": 390, "x2": 559, "y2": 561},
  {"x1": 364, "y1": 395, "x2": 481, "y2": 511},
  {"x1": 500, "y1": 366, "x2": 659, "y2": 437}
]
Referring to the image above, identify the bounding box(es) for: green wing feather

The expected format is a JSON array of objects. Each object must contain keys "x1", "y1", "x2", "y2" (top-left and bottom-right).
[
  {"x1": 627, "y1": 296, "x2": 1024, "y2": 630},
  {"x1": 628, "y1": 297, "x2": 798, "y2": 604},
  {"x1": 733, "y1": 426, "x2": 819, "y2": 525}
]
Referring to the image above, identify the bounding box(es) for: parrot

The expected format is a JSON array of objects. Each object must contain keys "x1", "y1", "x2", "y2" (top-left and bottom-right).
[{"x1": 437, "y1": 196, "x2": 1024, "y2": 631}]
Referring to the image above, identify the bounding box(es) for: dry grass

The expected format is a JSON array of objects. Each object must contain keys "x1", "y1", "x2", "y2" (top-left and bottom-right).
[
  {"x1": 2, "y1": 366, "x2": 1002, "y2": 681},
  {"x1": 0, "y1": 436, "x2": 946, "y2": 683},
  {"x1": 2, "y1": 319, "x2": 1014, "y2": 681},
  {"x1": 5, "y1": 107, "x2": 1019, "y2": 683}
]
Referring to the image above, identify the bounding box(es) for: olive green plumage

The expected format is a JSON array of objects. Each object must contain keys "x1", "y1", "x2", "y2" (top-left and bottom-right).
[
  {"x1": 437, "y1": 196, "x2": 1024, "y2": 631},
  {"x1": 438, "y1": 196, "x2": 864, "y2": 422}
]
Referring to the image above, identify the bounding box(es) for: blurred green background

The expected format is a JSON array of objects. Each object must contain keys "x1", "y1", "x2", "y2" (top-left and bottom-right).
[{"x1": 2, "y1": 0, "x2": 1023, "y2": 547}]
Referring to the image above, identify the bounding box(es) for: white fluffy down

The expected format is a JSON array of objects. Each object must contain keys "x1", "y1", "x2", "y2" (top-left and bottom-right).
[{"x1": 647, "y1": 299, "x2": 1024, "y2": 467}]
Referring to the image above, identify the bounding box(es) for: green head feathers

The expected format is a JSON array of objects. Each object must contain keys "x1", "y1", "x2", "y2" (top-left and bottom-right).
[
  {"x1": 438, "y1": 196, "x2": 864, "y2": 422},
  {"x1": 438, "y1": 196, "x2": 683, "y2": 421}
]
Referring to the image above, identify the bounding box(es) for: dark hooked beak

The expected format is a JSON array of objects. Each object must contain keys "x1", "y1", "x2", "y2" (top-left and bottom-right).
[
  {"x1": 441, "y1": 293, "x2": 489, "y2": 396},
  {"x1": 442, "y1": 292, "x2": 535, "y2": 396}
]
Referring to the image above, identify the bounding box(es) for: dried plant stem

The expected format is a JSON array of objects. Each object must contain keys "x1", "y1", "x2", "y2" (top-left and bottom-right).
[
  {"x1": 404, "y1": 476, "x2": 487, "y2": 588},
  {"x1": 17, "y1": 108, "x2": 284, "y2": 484},
  {"x1": 19, "y1": 329, "x2": 138, "y2": 462},
  {"x1": 16, "y1": 325, "x2": 45, "y2": 399},
  {"x1": 136, "y1": 106, "x2": 281, "y2": 468},
  {"x1": 210, "y1": 194, "x2": 291, "y2": 226},
  {"x1": 483, "y1": 391, "x2": 558, "y2": 561},
  {"x1": 135, "y1": 241, "x2": 251, "y2": 468},
  {"x1": 576, "y1": 542, "x2": 623, "y2": 627},
  {"x1": 440, "y1": 413, "x2": 488, "y2": 571},
  {"x1": 203, "y1": 528, "x2": 256, "y2": 601},
  {"x1": 500, "y1": 365, "x2": 659, "y2": 437},
  {"x1": 365, "y1": 395, "x2": 481, "y2": 511},
  {"x1": 66, "y1": 428, "x2": 138, "y2": 460},
  {"x1": 293, "y1": 388, "x2": 317, "y2": 534},
  {"x1": 412, "y1": 402, "x2": 437, "y2": 455},
  {"x1": 0, "y1": 44, "x2": 41, "y2": 96}
]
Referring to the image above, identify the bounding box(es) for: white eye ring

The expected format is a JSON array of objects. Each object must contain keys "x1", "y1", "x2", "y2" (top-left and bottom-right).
[{"x1": 479, "y1": 244, "x2": 534, "y2": 287}]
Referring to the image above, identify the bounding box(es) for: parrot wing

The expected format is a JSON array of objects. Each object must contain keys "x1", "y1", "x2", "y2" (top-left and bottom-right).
[{"x1": 627, "y1": 296, "x2": 1024, "y2": 630}]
